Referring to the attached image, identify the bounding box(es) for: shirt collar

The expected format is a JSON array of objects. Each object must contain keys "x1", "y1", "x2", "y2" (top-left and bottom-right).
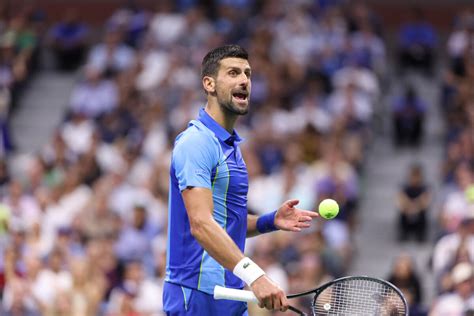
[{"x1": 197, "y1": 107, "x2": 243, "y2": 146}]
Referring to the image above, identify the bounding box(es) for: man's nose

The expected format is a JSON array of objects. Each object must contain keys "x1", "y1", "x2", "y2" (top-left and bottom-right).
[{"x1": 239, "y1": 74, "x2": 249, "y2": 86}]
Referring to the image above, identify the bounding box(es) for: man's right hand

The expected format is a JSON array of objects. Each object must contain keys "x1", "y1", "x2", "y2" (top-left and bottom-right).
[{"x1": 250, "y1": 275, "x2": 289, "y2": 311}]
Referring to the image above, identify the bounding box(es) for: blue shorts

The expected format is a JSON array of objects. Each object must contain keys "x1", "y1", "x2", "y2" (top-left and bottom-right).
[{"x1": 163, "y1": 281, "x2": 248, "y2": 316}]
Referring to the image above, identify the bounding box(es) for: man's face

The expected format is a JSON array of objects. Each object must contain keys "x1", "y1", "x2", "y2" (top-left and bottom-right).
[{"x1": 213, "y1": 57, "x2": 251, "y2": 115}]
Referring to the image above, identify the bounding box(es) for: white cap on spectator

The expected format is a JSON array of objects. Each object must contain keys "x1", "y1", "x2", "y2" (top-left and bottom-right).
[{"x1": 451, "y1": 262, "x2": 473, "y2": 285}]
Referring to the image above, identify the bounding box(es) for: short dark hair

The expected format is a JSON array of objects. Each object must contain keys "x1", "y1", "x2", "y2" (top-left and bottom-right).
[{"x1": 201, "y1": 44, "x2": 248, "y2": 79}]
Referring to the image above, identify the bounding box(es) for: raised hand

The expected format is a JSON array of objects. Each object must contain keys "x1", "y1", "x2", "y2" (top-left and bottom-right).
[{"x1": 274, "y1": 199, "x2": 319, "y2": 232}]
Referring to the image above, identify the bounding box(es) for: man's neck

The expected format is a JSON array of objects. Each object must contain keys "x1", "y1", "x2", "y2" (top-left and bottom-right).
[{"x1": 205, "y1": 102, "x2": 237, "y2": 134}]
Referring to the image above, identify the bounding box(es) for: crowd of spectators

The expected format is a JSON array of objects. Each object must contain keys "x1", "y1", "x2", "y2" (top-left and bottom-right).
[
  {"x1": 387, "y1": 8, "x2": 474, "y2": 316},
  {"x1": 0, "y1": 3, "x2": 43, "y2": 156},
  {"x1": 0, "y1": 1, "x2": 471, "y2": 316},
  {"x1": 428, "y1": 8, "x2": 474, "y2": 315}
]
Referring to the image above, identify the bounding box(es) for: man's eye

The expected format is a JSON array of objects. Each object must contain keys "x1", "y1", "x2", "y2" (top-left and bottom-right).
[{"x1": 229, "y1": 70, "x2": 237, "y2": 76}]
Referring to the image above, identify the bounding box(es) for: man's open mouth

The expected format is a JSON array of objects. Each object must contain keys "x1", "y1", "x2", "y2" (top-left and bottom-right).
[{"x1": 232, "y1": 92, "x2": 248, "y2": 101}]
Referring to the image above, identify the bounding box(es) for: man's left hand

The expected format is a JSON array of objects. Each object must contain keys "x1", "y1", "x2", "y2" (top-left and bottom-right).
[{"x1": 274, "y1": 199, "x2": 319, "y2": 232}]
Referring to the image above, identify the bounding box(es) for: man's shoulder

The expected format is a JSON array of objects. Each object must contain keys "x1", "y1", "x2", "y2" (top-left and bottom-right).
[{"x1": 175, "y1": 120, "x2": 219, "y2": 148}]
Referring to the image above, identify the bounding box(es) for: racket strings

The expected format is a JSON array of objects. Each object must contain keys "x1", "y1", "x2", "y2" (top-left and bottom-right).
[{"x1": 312, "y1": 278, "x2": 407, "y2": 316}]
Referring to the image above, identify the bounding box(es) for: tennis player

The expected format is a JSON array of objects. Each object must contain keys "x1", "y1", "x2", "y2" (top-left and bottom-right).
[{"x1": 163, "y1": 44, "x2": 318, "y2": 315}]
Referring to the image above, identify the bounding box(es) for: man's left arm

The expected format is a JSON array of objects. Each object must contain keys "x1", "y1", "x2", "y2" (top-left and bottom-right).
[{"x1": 247, "y1": 199, "x2": 319, "y2": 237}]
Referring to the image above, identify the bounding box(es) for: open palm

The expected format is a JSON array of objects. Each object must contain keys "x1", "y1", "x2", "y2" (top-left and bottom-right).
[{"x1": 274, "y1": 199, "x2": 319, "y2": 232}]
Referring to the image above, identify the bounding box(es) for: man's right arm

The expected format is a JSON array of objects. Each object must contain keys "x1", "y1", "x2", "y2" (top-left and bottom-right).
[
  {"x1": 182, "y1": 186, "x2": 289, "y2": 311},
  {"x1": 182, "y1": 186, "x2": 244, "y2": 269}
]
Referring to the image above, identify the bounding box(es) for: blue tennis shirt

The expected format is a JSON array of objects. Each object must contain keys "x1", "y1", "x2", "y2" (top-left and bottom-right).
[{"x1": 165, "y1": 108, "x2": 249, "y2": 294}]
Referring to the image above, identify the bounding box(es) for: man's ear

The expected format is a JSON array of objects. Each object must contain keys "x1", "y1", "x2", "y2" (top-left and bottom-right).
[{"x1": 203, "y1": 76, "x2": 215, "y2": 94}]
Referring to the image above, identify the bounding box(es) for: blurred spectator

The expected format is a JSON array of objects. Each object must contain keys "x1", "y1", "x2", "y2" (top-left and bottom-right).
[
  {"x1": 48, "y1": 10, "x2": 88, "y2": 71},
  {"x1": 447, "y1": 10, "x2": 474, "y2": 76},
  {"x1": 106, "y1": 260, "x2": 162, "y2": 315},
  {"x1": 398, "y1": 7, "x2": 437, "y2": 74},
  {"x1": 87, "y1": 29, "x2": 135, "y2": 77},
  {"x1": 64, "y1": 257, "x2": 107, "y2": 316},
  {"x1": 69, "y1": 66, "x2": 119, "y2": 119},
  {"x1": 251, "y1": 234, "x2": 289, "y2": 293},
  {"x1": 114, "y1": 204, "x2": 159, "y2": 274},
  {"x1": 2, "y1": 252, "x2": 43, "y2": 316},
  {"x1": 0, "y1": 40, "x2": 26, "y2": 153},
  {"x1": 350, "y1": 19, "x2": 386, "y2": 74},
  {"x1": 432, "y1": 216, "x2": 474, "y2": 294},
  {"x1": 75, "y1": 191, "x2": 119, "y2": 241},
  {"x1": 107, "y1": 3, "x2": 151, "y2": 48},
  {"x1": 396, "y1": 164, "x2": 431, "y2": 242},
  {"x1": 387, "y1": 254, "x2": 424, "y2": 308},
  {"x1": 3, "y1": 15, "x2": 38, "y2": 66},
  {"x1": 392, "y1": 86, "x2": 427, "y2": 147},
  {"x1": 430, "y1": 262, "x2": 474, "y2": 315},
  {"x1": 1, "y1": 180, "x2": 41, "y2": 233},
  {"x1": 438, "y1": 162, "x2": 474, "y2": 235},
  {"x1": 327, "y1": 82, "x2": 373, "y2": 135},
  {"x1": 33, "y1": 248, "x2": 73, "y2": 314},
  {"x1": 0, "y1": 158, "x2": 10, "y2": 194},
  {"x1": 149, "y1": 1, "x2": 187, "y2": 49}
]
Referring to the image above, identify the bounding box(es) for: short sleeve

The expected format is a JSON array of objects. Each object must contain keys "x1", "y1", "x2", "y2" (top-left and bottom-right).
[{"x1": 172, "y1": 130, "x2": 219, "y2": 191}]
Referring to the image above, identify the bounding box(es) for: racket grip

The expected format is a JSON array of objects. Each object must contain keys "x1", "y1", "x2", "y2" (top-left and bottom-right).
[{"x1": 214, "y1": 285, "x2": 259, "y2": 303}]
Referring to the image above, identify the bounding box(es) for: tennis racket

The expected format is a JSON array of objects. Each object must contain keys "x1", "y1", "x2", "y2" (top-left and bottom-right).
[{"x1": 214, "y1": 275, "x2": 409, "y2": 316}]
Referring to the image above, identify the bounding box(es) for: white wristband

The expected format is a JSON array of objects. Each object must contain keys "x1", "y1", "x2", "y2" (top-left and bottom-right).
[{"x1": 233, "y1": 257, "x2": 265, "y2": 286}]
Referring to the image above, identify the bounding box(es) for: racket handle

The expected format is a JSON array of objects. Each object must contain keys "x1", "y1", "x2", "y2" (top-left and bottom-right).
[{"x1": 214, "y1": 285, "x2": 259, "y2": 303}]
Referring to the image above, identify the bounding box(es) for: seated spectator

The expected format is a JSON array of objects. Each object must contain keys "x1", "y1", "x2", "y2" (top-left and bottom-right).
[
  {"x1": 3, "y1": 15, "x2": 38, "y2": 65},
  {"x1": 392, "y1": 86, "x2": 427, "y2": 147},
  {"x1": 327, "y1": 82, "x2": 373, "y2": 134},
  {"x1": 0, "y1": 39, "x2": 27, "y2": 152},
  {"x1": 2, "y1": 180, "x2": 42, "y2": 232},
  {"x1": 114, "y1": 204, "x2": 159, "y2": 274},
  {"x1": 430, "y1": 262, "x2": 474, "y2": 315},
  {"x1": 106, "y1": 260, "x2": 162, "y2": 315},
  {"x1": 396, "y1": 164, "x2": 431, "y2": 242},
  {"x1": 439, "y1": 162, "x2": 474, "y2": 235},
  {"x1": 149, "y1": 1, "x2": 187, "y2": 48},
  {"x1": 48, "y1": 10, "x2": 88, "y2": 71},
  {"x1": 447, "y1": 11, "x2": 474, "y2": 76},
  {"x1": 87, "y1": 29, "x2": 135, "y2": 77},
  {"x1": 107, "y1": 3, "x2": 151, "y2": 48},
  {"x1": 34, "y1": 248, "x2": 73, "y2": 315},
  {"x1": 332, "y1": 58, "x2": 380, "y2": 103},
  {"x1": 387, "y1": 254, "x2": 424, "y2": 307},
  {"x1": 1, "y1": 253, "x2": 43, "y2": 316},
  {"x1": 61, "y1": 257, "x2": 107, "y2": 316},
  {"x1": 60, "y1": 112, "x2": 96, "y2": 156},
  {"x1": 432, "y1": 216, "x2": 474, "y2": 293},
  {"x1": 351, "y1": 19, "x2": 386, "y2": 74},
  {"x1": 69, "y1": 66, "x2": 119, "y2": 119},
  {"x1": 398, "y1": 7, "x2": 437, "y2": 74},
  {"x1": 75, "y1": 192, "x2": 119, "y2": 241}
]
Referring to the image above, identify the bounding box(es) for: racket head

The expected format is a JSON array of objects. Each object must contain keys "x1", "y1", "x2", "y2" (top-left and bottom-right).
[{"x1": 309, "y1": 276, "x2": 408, "y2": 316}]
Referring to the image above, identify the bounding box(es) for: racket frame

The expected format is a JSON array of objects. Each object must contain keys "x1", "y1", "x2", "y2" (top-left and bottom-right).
[{"x1": 214, "y1": 275, "x2": 409, "y2": 316}]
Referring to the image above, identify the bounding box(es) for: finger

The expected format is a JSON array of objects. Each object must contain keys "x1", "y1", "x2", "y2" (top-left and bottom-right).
[
  {"x1": 296, "y1": 222, "x2": 311, "y2": 228},
  {"x1": 298, "y1": 210, "x2": 320, "y2": 217},
  {"x1": 285, "y1": 199, "x2": 299, "y2": 208},
  {"x1": 281, "y1": 296, "x2": 289, "y2": 312},
  {"x1": 298, "y1": 216, "x2": 313, "y2": 222},
  {"x1": 273, "y1": 295, "x2": 281, "y2": 311},
  {"x1": 290, "y1": 227, "x2": 302, "y2": 232},
  {"x1": 266, "y1": 298, "x2": 273, "y2": 310}
]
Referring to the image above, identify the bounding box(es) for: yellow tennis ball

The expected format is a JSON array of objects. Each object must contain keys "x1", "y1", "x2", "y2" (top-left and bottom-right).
[{"x1": 318, "y1": 199, "x2": 339, "y2": 219}]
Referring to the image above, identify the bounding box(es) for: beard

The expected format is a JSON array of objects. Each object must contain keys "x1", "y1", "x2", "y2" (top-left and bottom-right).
[{"x1": 215, "y1": 87, "x2": 249, "y2": 116}]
